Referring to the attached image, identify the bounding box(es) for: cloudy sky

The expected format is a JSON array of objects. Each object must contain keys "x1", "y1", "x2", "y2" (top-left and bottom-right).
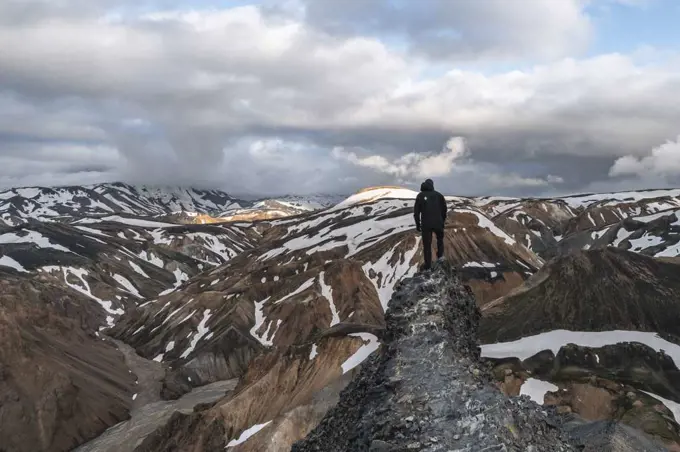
[{"x1": 1, "y1": 0, "x2": 679, "y2": 196}]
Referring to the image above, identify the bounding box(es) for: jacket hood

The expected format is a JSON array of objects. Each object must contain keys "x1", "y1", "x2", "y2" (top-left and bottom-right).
[{"x1": 421, "y1": 179, "x2": 434, "y2": 192}]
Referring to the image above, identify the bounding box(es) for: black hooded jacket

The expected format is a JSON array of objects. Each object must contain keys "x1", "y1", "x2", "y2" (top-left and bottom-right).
[{"x1": 413, "y1": 179, "x2": 447, "y2": 230}]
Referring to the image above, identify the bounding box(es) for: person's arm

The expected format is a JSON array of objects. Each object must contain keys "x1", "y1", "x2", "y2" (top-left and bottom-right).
[
  {"x1": 414, "y1": 195, "x2": 422, "y2": 231},
  {"x1": 440, "y1": 193, "x2": 447, "y2": 223}
]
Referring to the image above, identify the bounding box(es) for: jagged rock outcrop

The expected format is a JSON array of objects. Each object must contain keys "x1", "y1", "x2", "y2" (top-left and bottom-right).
[{"x1": 292, "y1": 263, "x2": 576, "y2": 451}]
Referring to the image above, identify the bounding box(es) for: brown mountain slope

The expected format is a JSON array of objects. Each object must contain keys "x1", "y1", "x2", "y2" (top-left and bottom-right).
[
  {"x1": 109, "y1": 201, "x2": 541, "y2": 389},
  {"x1": 480, "y1": 248, "x2": 680, "y2": 343},
  {"x1": 0, "y1": 272, "x2": 135, "y2": 452}
]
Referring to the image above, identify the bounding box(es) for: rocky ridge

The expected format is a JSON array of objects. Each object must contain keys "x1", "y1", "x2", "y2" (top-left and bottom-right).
[
  {"x1": 293, "y1": 263, "x2": 669, "y2": 451},
  {"x1": 292, "y1": 263, "x2": 573, "y2": 451}
]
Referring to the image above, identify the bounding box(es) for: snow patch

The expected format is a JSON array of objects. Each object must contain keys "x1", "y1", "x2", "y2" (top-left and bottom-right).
[
  {"x1": 629, "y1": 233, "x2": 664, "y2": 251},
  {"x1": 159, "y1": 268, "x2": 189, "y2": 296},
  {"x1": 186, "y1": 232, "x2": 240, "y2": 262},
  {"x1": 150, "y1": 229, "x2": 173, "y2": 246},
  {"x1": 331, "y1": 188, "x2": 418, "y2": 211},
  {"x1": 341, "y1": 333, "x2": 380, "y2": 374},
  {"x1": 520, "y1": 378, "x2": 558, "y2": 404},
  {"x1": 561, "y1": 189, "x2": 680, "y2": 208},
  {"x1": 43, "y1": 266, "x2": 123, "y2": 326},
  {"x1": 250, "y1": 297, "x2": 273, "y2": 346},
  {"x1": 481, "y1": 330, "x2": 680, "y2": 368},
  {"x1": 75, "y1": 226, "x2": 111, "y2": 237},
  {"x1": 129, "y1": 261, "x2": 150, "y2": 278},
  {"x1": 180, "y1": 309, "x2": 213, "y2": 359},
  {"x1": 463, "y1": 261, "x2": 496, "y2": 268},
  {"x1": 262, "y1": 200, "x2": 421, "y2": 260},
  {"x1": 0, "y1": 230, "x2": 72, "y2": 252},
  {"x1": 273, "y1": 278, "x2": 315, "y2": 304},
  {"x1": 103, "y1": 216, "x2": 176, "y2": 227},
  {"x1": 319, "y1": 271, "x2": 340, "y2": 326},
  {"x1": 641, "y1": 391, "x2": 680, "y2": 422},
  {"x1": 362, "y1": 240, "x2": 420, "y2": 311},
  {"x1": 465, "y1": 209, "x2": 516, "y2": 246},
  {"x1": 177, "y1": 309, "x2": 198, "y2": 325},
  {"x1": 0, "y1": 255, "x2": 28, "y2": 272},
  {"x1": 113, "y1": 274, "x2": 142, "y2": 298},
  {"x1": 138, "y1": 250, "x2": 164, "y2": 268},
  {"x1": 226, "y1": 421, "x2": 273, "y2": 447}
]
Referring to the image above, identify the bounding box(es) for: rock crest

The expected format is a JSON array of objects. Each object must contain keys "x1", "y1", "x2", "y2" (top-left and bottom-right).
[{"x1": 292, "y1": 262, "x2": 575, "y2": 451}]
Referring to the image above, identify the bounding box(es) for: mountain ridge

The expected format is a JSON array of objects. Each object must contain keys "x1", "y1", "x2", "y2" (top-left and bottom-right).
[
  {"x1": 480, "y1": 247, "x2": 680, "y2": 344},
  {"x1": 0, "y1": 182, "x2": 348, "y2": 227},
  {"x1": 3, "y1": 183, "x2": 680, "y2": 450}
]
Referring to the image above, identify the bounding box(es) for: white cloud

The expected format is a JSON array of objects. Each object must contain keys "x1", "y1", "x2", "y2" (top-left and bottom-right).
[
  {"x1": 610, "y1": 136, "x2": 680, "y2": 178},
  {"x1": 332, "y1": 137, "x2": 468, "y2": 179}
]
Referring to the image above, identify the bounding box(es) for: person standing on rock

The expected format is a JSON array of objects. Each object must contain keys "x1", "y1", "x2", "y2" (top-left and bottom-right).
[{"x1": 413, "y1": 178, "x2": 447, "y2": 271}]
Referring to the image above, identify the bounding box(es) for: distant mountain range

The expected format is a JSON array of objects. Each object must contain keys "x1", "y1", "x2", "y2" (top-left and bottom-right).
[{"x1": 0, "y1": 182, "x2": 347, "y2": 226}]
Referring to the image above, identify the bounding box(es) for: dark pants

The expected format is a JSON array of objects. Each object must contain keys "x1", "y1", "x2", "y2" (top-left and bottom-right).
[{"x1": 422, "y1": 227, "x2": 444, "y2": 269}]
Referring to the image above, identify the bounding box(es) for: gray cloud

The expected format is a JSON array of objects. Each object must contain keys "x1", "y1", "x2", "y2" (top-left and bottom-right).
[
  {"x1": 0, "y1": 2, "x2": 678, "y2": 196},
  {"x1": 295, "y1": 0, "x2": 592, "y2": 61}
]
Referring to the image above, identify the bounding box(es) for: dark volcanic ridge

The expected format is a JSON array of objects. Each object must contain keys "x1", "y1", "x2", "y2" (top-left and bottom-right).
[
  {"x1": 481, "y1": 248, "x2": 680, "y2": 344},
  {"x1": 293, "y1": 263, "x2": 666, "y2": 451}
]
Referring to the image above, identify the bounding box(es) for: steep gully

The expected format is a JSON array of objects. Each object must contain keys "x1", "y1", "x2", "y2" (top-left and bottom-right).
[{"x1": 293, "y1": 262, "x2": 667, "y2": 451}]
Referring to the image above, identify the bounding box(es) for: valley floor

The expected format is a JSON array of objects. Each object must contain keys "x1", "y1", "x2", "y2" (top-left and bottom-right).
[{"x1": 76, "y1": 338, "x2": 237, "y2": 452}]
